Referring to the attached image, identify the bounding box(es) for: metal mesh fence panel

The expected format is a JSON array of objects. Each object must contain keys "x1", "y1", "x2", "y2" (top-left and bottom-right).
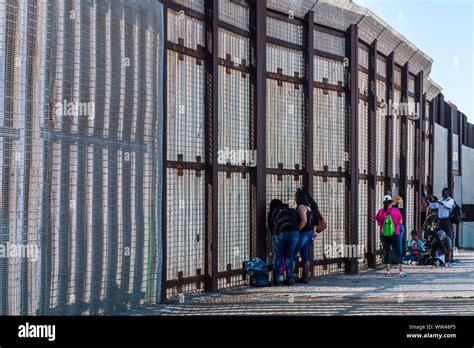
[
  {"x1": 166, "y1": 168, "x2": 205, "y2": 298},
  {"x1": 392, "y1": 89, "x2": 402, "y2": 178},
  {"x1": 167, "y1": 9, "x2": 205, "y2": 50},
  {"x1": 376, "y1": 57, "x2": 386, "y2": 78},
  {"x1": 217, "y1": 172, "x2": 250, "y2": 288},
  {"x1": 218, "y1": 0, "x2": 249, "y2": 31},
  {"x1": 266, "y1": 79, "x2": 304, "y2": 169},
  {"x1": 406, "y1": 184, "x2": 414, "y2": 234},
  {"x1": 218, "y1": 66, "x2": 250, "y2": 155},
  {"x1": 167, "y1": 51, "x2": 205, "y2": 162},
  {"x1": 314, "y1": 89, "x2": 347, "y2": 172},
  {"x1": 313, "y1": 176, "x2": 347, "y2": 274},
  {"x1": 358, "y1": 71, "x2": 369, "y2": 97},
  {"x1": 394, "y1": 67, "x2": 401, "y2": 86},
  {"x1": 266, "y1": 43, "x2": 304, "y2": 77},
  {"x1": 358, "y1": 46, "x2": 369, "y2": 69},
  {"x1": 358, "y1": 180, "x2": 368, "y2": 269},
  {"x1": 267, "y1": 16, "x2": 303, "y2": 45},
  {"x1": 314, "y1": 56, "x2": 346, "y2": 86},
  {"x1": 358, "y1": 100, "x2": 369, "y2": 174},
  {"x1": 173, "y1": 0, "x2": 204, "y2": 13},
  {"x1": 375, "y1": 181, "x2": 384, "y2": 262},
  {"x1": 218, "y1": 28, "x2": 249, "y2": 63},
  {"x1": 314, "y1": 30, "x2": 345, "y2": 57},
  {"x1": 1, "y1": 0, "x2": 164, "y2": 314},
  {"x1": 407, "y1": 117, "x2": 415, "y2": 181},
  {"x1": 376, "y1": 80, "x2": 387, "y2": 176}
]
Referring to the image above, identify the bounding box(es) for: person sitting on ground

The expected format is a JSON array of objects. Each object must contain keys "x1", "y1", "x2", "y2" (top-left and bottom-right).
[
  {"x1": 268, "y1": 199, "x2": 300, "y2": 286},
  {"x1": 434, "y1": 229, "x2": 453, "y2": 265},
  {"x1": 403, "y1": 230, "x2": 426, "y2": 264}
]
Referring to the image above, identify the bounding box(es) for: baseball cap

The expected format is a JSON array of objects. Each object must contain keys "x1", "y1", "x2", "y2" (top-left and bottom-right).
[{"x1": 383, "y1": 195, "x2": 392, "y2": 202}]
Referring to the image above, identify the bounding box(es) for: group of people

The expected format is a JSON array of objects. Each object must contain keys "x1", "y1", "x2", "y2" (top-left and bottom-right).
[
  {"x1": 267, "y1": 186, "x2": 459, "y2": 285},
  {"x1": 376, "y1": 187, "x2": 459, "y2": 278},
  {"x1": 268, "y1": 187, "x2": 322, "y2": 286}
]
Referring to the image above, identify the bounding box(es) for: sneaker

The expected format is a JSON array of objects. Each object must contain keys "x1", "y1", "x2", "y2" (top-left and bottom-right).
[
  {"x1": 399, "y1": 272, "x2": 408, "y2": 278},
  {"x1": 284, "y1": 277, "x2": 295, "y2": 286},
  {"x1": 384, "y1": 271, "x2": 392, "y2": 277}
]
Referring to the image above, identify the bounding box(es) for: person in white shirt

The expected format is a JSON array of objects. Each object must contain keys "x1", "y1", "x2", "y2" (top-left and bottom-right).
[{"x1": 437, "y1": 188, "x2": 454, "y2": 241}]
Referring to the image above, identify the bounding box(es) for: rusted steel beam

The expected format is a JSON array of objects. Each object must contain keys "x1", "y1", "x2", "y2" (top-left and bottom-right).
[
  {"x1": 346, "y1": 24, "x2": 359, "y2": 274},
  {"x1": 385, "y1": 52, "x2": 394, "y2": 195},
  {"x1": 250, "y1": 0, "x2": 267, "y2": 260},
  {"x1": 367, "y1": 39, "x2": 377, "y2": 268},
  {"x1": 304, "y1": 10, "x2": 315, "y2": 270},
  {"x1": 204, "y1": 0, "x2": 219, "y2": 292}
]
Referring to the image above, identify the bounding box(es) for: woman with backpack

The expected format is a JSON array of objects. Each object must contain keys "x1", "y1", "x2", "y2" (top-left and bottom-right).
[
  {"x1": 376, "y1": 195, "x2": 407, "y2": 277},
  {"x1": 293, "y1": 187, "x2": 318, "y2": 284},
  {"x1": 268, "y1": 199, "x2": 300, "y2": 286}
]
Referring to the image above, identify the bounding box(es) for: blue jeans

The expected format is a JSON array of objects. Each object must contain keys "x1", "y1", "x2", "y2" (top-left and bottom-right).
[
  {"x1": 273, "y1": 231, "x2": 299, "y2": 279},
  {"x1": 399, "y1": 224, "x2": 405, "y2": 256},
  {"x1": 295, "y1": 230, "x2": 313, "y2": 262}
]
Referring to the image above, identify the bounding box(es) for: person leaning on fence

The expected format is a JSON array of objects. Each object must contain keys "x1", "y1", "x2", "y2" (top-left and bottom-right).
[
  {"x1": 268, "y1": 199, "x2": 300, "y2": 286},
  {"x1": 293, "y1": 187, "x2": 316, "y2": 284},
  {"x1": 393, "y1": 195, "x2": 406, "y2": 257},
  {"x1": 376, "y1": 195, "x2": 407, "y2": 277}
]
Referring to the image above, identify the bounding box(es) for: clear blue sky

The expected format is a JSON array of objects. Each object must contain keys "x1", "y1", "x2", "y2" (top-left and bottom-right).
[{"x1": 355, "y1": 0, "x2": 474, "y2": 122}]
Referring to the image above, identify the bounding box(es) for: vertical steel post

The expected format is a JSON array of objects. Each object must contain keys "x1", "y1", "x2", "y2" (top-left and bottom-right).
[
  {"x1": 385, "y1": 52, "x2": 394, "y2": 195},
  {"x1": 414, "y1": 71, "x2": 423, "y2": 231},
  {"x1": 160, "y1": 0, "x2": 168, "y2": 302},
  {"x1": 367, "y1": 39, "x2": 377, "y2": 268},
  {"x1": 204, "y1": 0, "x2": 218, "y2": 292},
  {"x1": 399, "y1": 63, "x2": 408, "y2": 213},
  {"x1": 304, "y1": 11, "x2": 315, "y2": 268},
  {"x1": 249, "y1": 0, "x2": 267, "y2": 260},
  {"x1": 447, "y1": 105, "x2": 454, "y2": 196},
  {"x1": 347, "y1": 24, "x2": 359, "y2": 274}
]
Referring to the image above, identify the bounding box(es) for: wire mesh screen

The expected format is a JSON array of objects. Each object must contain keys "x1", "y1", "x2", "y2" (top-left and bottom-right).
[
  {"x1": 358, "y1": 100, "x2": 369, "y2": 174},
  {"x1": 1, "y1": 0, "x2": 164, "y2": 314},
  {"x1": 359, "y1": 71, "x2": 369, "y2": 96},
  {"x1": 167, "y1": 51, "x2": 205, "y2": 162},
  {"x1": 376, "y1": 81, "x2": 387, "y2": 176},
  {"x1": 314, "y1": 56, "x2": 346, "y2": 86},
  {"x1": 218, "y1": 0, "x2": 249, "y2": 31},
  {"x1": 406, "y1": 185, "x2": 414, "y2": 234},
  {"x1": 314, "y1": 30, "x2": 345, "y2": 57},
  {"x1": 407, "y1": 118, "x2": 415, "y2": 180},
  {"x1": 394, "y1": 67, "x2": 402, "y2": 86},
  {"x1": 314, "y1": 89, "x2": 347, "y2": 172},
  {"x1": 218, "y1": 28, "x2": 249, "y2": 63},
  {"x1": 266, "y1": 79, "x2": 304, "y2": 169},
  {"x1": 358, "y1": 180, "x2": 368, "y2": 269},
  {"x1": 313, "y1": 176, "x2": 347, "y2": 276},
  {"x1": 218, "y1": 66, "x2": 250, "y2": 154},
  {"x1": 375, "y1": 181, "x2": 385, "y2": 262},
  {"x1": 358, "y1": 46, "x2": 369, "y2": 69},
  {"x1": 266, "y1": 16, "x2": 303, "y2": 45},
  {"x1": 392, "y1": 89, "x2": 402, "y2": 178},
  {"x1": 392, "y1": 182, "x2": 399, "y2": 197},
  {"x1": 217, "y1": 172, "x2": 250, "y2": 288},
  {"x1": 173, "y1": 0, "x2": 204, "y2": 13},
  {"x1": 166, "y1": 168, "x2": 205, "y2": 298},
  {"x1": 408, "y1": 76, "x2": 415, "y2": 94},
  {"x1": 167, "y1": 9, "x2": 205, "y2": 50},
  {"x1": 376, "y1": 57, "x2": 386, "y2": 77},
  {"x1": 267, "y1": 43, "x2": 304, "y2": 77}
]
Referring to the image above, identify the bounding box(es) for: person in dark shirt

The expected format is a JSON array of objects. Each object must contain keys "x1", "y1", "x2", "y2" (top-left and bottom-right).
[
  {"x1": 293, "y1": 187, "x2": 314, "y2": 284},
  {"x1": 393, "y1": 195, "x2": 406, "y2": 257},
  {"x1": 268, "y1": 199, "x2": 299, "y2": 285}
]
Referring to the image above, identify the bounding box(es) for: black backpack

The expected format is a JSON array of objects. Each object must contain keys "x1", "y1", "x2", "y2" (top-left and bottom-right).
[{"x1": 450, "y1": 202, "x2": 462, "y2": 225}]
